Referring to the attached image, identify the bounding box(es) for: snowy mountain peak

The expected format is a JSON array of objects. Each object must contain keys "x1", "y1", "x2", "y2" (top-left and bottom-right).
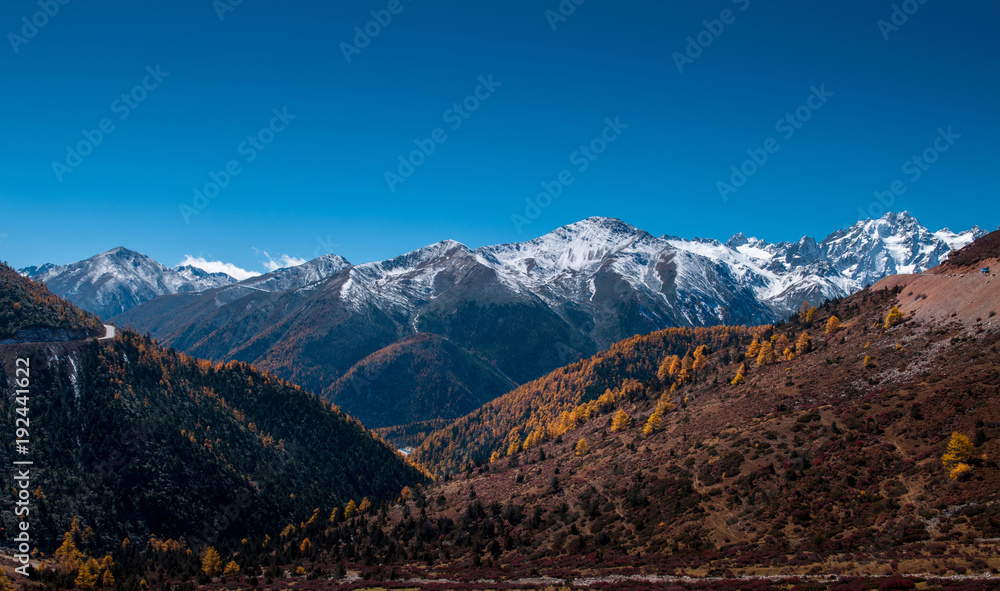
[{"x1": 725, "y1": 232, "x2": 751, "y2": 248}]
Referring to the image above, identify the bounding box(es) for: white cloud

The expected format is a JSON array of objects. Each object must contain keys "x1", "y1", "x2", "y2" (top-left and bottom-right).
[
  {"x1": 258, "y1": 251, "x2": 308, "y2": 272},
  {"x1": 178, "y1": 255, "x2": 261, "y2": 281}
]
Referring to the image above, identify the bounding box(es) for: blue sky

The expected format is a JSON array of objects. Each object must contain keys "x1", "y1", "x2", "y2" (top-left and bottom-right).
[{"x1": 1, "y1": 0, "x2": 998, "y2": 274}]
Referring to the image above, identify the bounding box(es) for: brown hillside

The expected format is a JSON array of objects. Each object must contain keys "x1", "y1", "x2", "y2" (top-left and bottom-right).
[{"x1": 238, "y1": 245, "x2": 1000, "y2": 587}]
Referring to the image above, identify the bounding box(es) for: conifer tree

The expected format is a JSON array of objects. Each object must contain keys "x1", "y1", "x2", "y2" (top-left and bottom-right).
[
  {"x1": 730, "y1": 363, "x2": 746, "y2": 385},
  {"x1": 611, "y1": 409, "x2": 631, "y2": 432},
  {"x1": 358, "y1": 497, "x2": 372, "y2": 514},
  {"x1": 885, "y1": 306, "x2": 905, "y2": 328},
  {"x1": 796, "y1": 331, "x2": 812, "y2": 353},
  {"x1": 756, "y1": 341, "x2": 775, "y2": 366},
  {"x1": 74, "y1": 557, "x2": 99, "y2": 590},
  {"x1": 345, "y1": 499, "x2": 358, "y2": 519},
  {"x1": 746, "y1": 339, "x2": 761, "y2": 359},
  {"x1": 55, "y1": 531, "x2": 81, "y2": 574},
  {"x1": 942, "y1": 432, "x2": 974, "y2": 470},
  {"x1": 201, "y1": 547, "x2": 222, "y2": 577},
  {"x1": 574, "y1": 438, "x2": 589, "y2": 456},
  {"x1": 0, "y1": 569, "x2": 14, "y2": 591},
  {"x1": 643, "y1": 412, "x2": 663, "y2": 436},
  {"x1": 223, "y1": 561, "x2": 241, "y2": 577},
  {"x1": 825, "y1": 315, "x2": 842, "y2": 334}
]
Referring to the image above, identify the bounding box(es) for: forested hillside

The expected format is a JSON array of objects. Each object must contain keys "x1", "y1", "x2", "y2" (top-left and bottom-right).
[
  {"x1": 0, "y1": 270, "x2": 425, "y2": 555},
  {"x1": 0, "y1": 262, "x2": 102, "y2": 340}
]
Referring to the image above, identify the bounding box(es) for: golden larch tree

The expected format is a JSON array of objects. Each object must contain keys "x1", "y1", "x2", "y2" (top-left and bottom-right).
[
  {"x1": 730, "y1": 363, "x2": 746, "y2": 385},
  {"x1": 756, "y1": 341, "x2": 775, "y2": 366},
  {"x1": 201, "y1": 547, "x2": 222, "y2": 577},
  {"x1": 746, "y1": 339, "x2": 761, "y2": 359},
  {"x1": 826, "y1": 315, "x2": 841, "y2": 334},
  {"x1": 74, "y1": 557, "x2": 100, "y2": 590},
  {"x1": 55, "y1": 531, "x2": 81, "y2": 574},
  {"x1": 643, "y1": 412, "x2": 663, "y2": 436},
  {"x1": 574, "y1": 437, "x2": 589, "y2": 456},
  {"x1": 796, "y1": 331, "x2": 812, "y2": 354},
  {"x1": 223, "y1": 561, "x2": 241, "y2": 577},
  {"x1": 344, "y1": 499, "x2": 358, "y2": 519},
  {"x1": 611, "y1": 409, "x2": 631, "y2": 432},
  {"x1": 942, "y1": 432, "x2": 974, "y2": 470},
  {"x1": 885, "y1": 306, "x2": 905, "y2": 328},
  {"x1": 358, "y1": 497, "x2": 372, "y2": 514}
]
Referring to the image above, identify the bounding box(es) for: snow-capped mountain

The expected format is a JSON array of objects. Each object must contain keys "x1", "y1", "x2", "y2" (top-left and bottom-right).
[{"x1": 20, "y1": 247, "x2": 239, "y2": 318}]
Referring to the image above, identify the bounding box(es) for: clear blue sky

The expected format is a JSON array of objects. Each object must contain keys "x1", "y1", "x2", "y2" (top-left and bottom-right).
[{"x1": 2, "y1": 0, "x2": 998, "y2": 274}]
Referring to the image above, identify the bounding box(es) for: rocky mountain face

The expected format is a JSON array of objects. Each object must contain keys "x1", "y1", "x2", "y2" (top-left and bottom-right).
[{"x1": 31, "y1": 213, "x2": 984, "y2": 429}]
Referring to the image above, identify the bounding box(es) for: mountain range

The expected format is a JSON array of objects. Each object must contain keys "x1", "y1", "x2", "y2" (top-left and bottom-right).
[
  {"x1": 20, "y1": 247, "x2": 239, "y2": 318},
  {"x1": 21, "y1": 212, "x2": 984, "y2": 429}
]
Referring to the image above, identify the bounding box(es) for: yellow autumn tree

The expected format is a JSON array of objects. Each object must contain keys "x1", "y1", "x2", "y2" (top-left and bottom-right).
[
  {"x1": 223, "y1": 561, "x2": 241, "y2": 577},
  {"x1": 358, "y1": 497, "x2": 372, "y2": 514},
  {"x1": 826, "y1": 315, "x2": 842, "y2": 334},
  {"x1": 692, "y1": 345, "x2": 709, "y2": 370},
  {"x1": 55, "y1": 531, "x2": 81, "y2": 574},
  {"x1": 756, "y1": 341, "x2": 775, "y2": 366},
  {"x1": 201, "y1": 547, "x2": 222, "y2": 577},
  {"x1": 805, "y1": 307, "x2": 818, "y2": 324},
  {"x1": 746, "y1": 339, "x2": 761, "y2": 359},
  {"x1": 0, "y1": 570, "x2": 14, "y2": 591},
  {"x1": 885, "y1": 306, "x2": 905, "y2": 328},
  {"x1": 300, "y1": 538, "x2": 312, "y2": 553},
  {"x1": 863, "y1": 355, "x2": 874, "y2": 368},
  {"x1": 942, "y1": 432, "x2": 974, "y2": 471},
  {"x1": 611, "y1": 409, "x2": 631, "y2": 432},
  {"x1": 643, "y1": 412, "x2": 663, "y2": 436},
  {"x1": 574, "y1": 437, "x2": 589, "y2": 456},
  {"x1": 99, "y1": 555, "x2": 114, "y2": 587},
  {"x1": 657, "y1": 355, "x2": 680, "y2": 381},
  {"x1": 796, "y1": 331, "x2": 812, "y2": 354},
  {"x1": 74, "y1": 557, "x2": 100, "y2": 590},
  {"x1": 730, "y1": 363, "x2": 746, "y2": 385},
  {"x1": 344, "y1": 499, "x2": 358, "y2": 519}
]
